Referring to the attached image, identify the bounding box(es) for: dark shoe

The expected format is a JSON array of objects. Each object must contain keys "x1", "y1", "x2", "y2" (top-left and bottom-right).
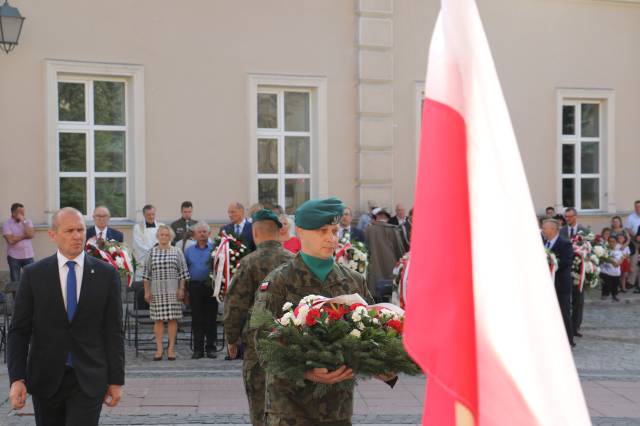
[
  {"x1": 601, "y1": 295, "x2": 607, "y2": 300},
  {"x1": 168, "y1": 356, "x2": 176, "y2": 361},
  {"x1": 224, "y1": 355, "x2": 233, "y2": 361},
  {"x1": 570, "y1": 341, "x2": 576, "y2": 348},
  {"x1": 575, "y1": 332, "x2": 583, "y2": 338},
  {"x1": 153, "y1": 351, "x2": 164, "y2": 361},
  {"x1": 206, "y1": 351, "x2": 217, "y2": 359},
  {"x1": 612, "y1": 296, "x2": 620, "y2": 302},
  {"x1": 191, "y1": 351, "x2": 204, "y2": 359}
]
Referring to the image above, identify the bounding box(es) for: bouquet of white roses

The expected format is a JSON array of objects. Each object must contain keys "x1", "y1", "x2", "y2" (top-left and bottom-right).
[
  {"x1": 335, "y1": 235, "x2": 368, "y2": 275},
  {"x1": 210, "y1": 231, "x2": 249, "y2": 302}
]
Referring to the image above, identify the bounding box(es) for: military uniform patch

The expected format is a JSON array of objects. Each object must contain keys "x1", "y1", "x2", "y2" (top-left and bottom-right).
[{"x1": 259, "y1": 281, "x2": 270, "y2": 291}]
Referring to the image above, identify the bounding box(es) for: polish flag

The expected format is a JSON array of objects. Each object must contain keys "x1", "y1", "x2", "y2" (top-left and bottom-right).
[{"x1": 402, "y1": 1, "x2": 591, "y2": 425}]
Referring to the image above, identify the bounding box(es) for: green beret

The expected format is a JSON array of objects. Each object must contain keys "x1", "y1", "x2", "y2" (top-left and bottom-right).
[
  {"x1": 295, "y1": 197, "x2": 345, "y2": 230},
  {"x1": 252, "y1": 209, "x2": 283, "y2": 228}
]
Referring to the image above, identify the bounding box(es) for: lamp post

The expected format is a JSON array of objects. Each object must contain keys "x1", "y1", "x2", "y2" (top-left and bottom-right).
[{"x1": 0, "y1": 0, "x2": 25, "y2": 54}]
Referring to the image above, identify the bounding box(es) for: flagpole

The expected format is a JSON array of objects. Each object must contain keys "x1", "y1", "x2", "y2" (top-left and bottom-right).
[{"x1": 455, "y1": 402, "x2": 475, "y2": 426}]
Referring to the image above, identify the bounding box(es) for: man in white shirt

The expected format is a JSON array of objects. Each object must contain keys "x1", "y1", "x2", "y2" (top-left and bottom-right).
[
  {"x1": 86, "y1": 206, "x2": 124, "y2": 243},
  {"x1": 625, "y1": 200, "x2": 640, "y2": 292},
  {"x1": 133, "y1": 204, "x2": 164, "y2": 280}
]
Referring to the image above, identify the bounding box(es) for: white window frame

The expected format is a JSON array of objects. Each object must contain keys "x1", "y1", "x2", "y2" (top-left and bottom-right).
[
  {"x1": 414, "y1": 81, "x2": 425, "y2": 169},
  {"x1": 248, "y1": 74, "x2": 328, "y2": 211},
  {"x1": 46, "y1": 60, "x2": 145, "y2": 223},
  {"x1": 556, "y1": 88, "x2": 615, "y2": 213}
]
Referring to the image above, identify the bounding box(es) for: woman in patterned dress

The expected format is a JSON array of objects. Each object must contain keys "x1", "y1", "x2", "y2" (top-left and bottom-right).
[{"x1": 142, "y1": 225, "x2": 190, "y2": 360}]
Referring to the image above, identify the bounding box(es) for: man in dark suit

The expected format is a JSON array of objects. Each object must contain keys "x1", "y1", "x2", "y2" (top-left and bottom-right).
[
  {"x1": 221, "y1": 202, "x2": 255, "y2": 251},
  {"x1": 559, "y1": 207, "x2": 589, "y2": 338},
  {"x1": 388, "y1": 203, "x2": 407, "y2": 227},
  {"x1": 542, "y1": 218, "x2": 575, "y2": 347},
  {"x1": 339, "y1": 207, "x2": 365, "y2": 244},
  {"x1": 8, "y1": 207, "x2": 124, "y2": 425},
  {"x1": 86, "y1": 206, "x2": 124, "y2": 243}
]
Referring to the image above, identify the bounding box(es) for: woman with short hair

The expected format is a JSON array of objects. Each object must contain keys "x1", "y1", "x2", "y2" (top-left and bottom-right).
[{"x1": 142, "y1": 224, "x2": 190, "y2": 361}]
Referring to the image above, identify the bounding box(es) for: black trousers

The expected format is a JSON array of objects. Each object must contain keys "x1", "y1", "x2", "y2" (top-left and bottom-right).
[
  {"x1": 601, "y1": 273, "x2": 620, "y2": 297},
  {"x1": 32, "y1": 367, "x2": 103, "y2": 426},
  {"x1": 188, "y1": 280, "x2": 218, "y2": 351},
  {"x1": 571, "y1": 285, "x2": 584, "y2": 335},
  {"x1": 557, "y1": 292, "x2": 574, "y2": 345}
]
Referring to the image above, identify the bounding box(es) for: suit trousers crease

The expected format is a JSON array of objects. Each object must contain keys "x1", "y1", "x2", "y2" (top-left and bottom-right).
[
  {"x1": 188, "y1": 280, "x2": 218, "y2": 351},
  {"x1": 32, "y1": 368, "x2": 103, "y2": 426}
]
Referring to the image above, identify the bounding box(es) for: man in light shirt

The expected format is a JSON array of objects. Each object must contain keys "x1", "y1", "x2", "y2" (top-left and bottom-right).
[
  {"x1": 3, "y1": 203, "x2": 35, "y2": 282},
  {"x1": 86, "y1": 206, "x2": 123, "y2": 243}
]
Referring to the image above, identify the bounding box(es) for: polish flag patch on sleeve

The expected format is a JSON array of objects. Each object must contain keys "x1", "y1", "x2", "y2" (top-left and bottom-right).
[{"x1": 259, "y1": 281, "x2": 270, "y2": 291}]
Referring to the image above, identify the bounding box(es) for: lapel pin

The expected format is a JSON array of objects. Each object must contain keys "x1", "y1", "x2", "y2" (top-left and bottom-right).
[{"x1": 91, "y1": 269, "x2": 95, "y2": 274}]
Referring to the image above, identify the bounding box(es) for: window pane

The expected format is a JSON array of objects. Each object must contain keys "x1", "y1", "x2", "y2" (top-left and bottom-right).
[
  {"x1": 285, "y1": 136, "x2": 310, "y2": 174},
  {"x1": 285, "y1": 178, "x2": 310, "y2": 215},
  {"x1": 562, "y1": 178, "x2": 575, "y2": 208},
  {"x1": 581, "y1": 178, "x2": 599, "y2": 210},
  {"x1": 59, "y1": 133, "x2": 86, "y2": 172},
  {"x1": 258, "y1": 139, "x2": 278, "y2": 174},
  {"x1": 581, "y1": 103, "x2": 599, "y2": 137},
  {"x1": 581, "y1": 142, "x2": 599, "y2": 174},
  {"x1": 562, "y1": 144, "x2": 575, "y2": 174},
  {"x1": 94, "y1": 81, "x2": 125, "y2": 125},
  {"x1": 58, "y1": 82, "x2": 85, "y2": 122},
  {"x1": 95, "y1": 131, "x2": 126, "y2": 172},
  {"x1": 562, "y1": 105, "x2": 575, "y2": 135},
  {"x1": 60, "y1": 177, "x2": 86, "y2": 214},
  {"x1": 285, "y1": 92, "x2": 310, "y2": 132},
  {"x1": 258, "y1": 179, "x2": 278, "y2": 207},
  {"x1": 95, "y1": 177, "x2": 126, "y2": 217},
  {"x1": 258, "y1": 93, "x2": 277, "y2": 129}
]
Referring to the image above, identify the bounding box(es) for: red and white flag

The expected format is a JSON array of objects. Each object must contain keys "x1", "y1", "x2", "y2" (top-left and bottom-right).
[{"x1": 403, "y1": 1, "x2": 591, "y2": 425}]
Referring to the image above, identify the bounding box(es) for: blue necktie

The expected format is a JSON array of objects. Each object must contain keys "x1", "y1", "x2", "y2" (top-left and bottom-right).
[
  {"x1": 235, "y1": 224, "x2": 241, "y2": 235},
  {"x1": 66, "y1": 260, "x2": 77, "y2": 366}
]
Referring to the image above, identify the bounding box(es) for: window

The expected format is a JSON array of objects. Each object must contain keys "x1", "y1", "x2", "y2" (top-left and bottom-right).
[
  {"x1": 47, "y1": 60, "x2": 145, "y2": 223},
  {"x1": 560, "y1": 101, "x2": 602, "y2": 211},
  {"x1": 256, "y1": 88, "x2": 313, "y2": 214},
  {"x1": 56, "y1": 78, "x2": 128, "y2": 217}
]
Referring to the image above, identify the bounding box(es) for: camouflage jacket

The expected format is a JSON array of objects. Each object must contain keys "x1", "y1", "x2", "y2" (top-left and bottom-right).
[
  {"x1": 250, "y1": 254, "x2": 373, "y2": 422},
  {"x1": 223, "y1": 240, "x2": 293, "y2": 364}
]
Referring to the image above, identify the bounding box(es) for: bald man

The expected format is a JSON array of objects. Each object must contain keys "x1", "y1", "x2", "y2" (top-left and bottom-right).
[
  {"x1": 7, "y1": 207, "x2": 124, "y2": 425},
  {"x1": 220, "y1": 202, "x2": 256, "y2": 251},
  {"x1": 86, "y1": 206, "x2": 124, "y2": 243}
]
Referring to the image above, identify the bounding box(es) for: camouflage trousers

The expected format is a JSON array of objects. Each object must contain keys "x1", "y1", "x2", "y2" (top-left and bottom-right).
[
  {"x1": 243, "y1": 361, "x2": 266, "y2": 426},
  {"x1": 265, "y1": 416, "x2": 351, "y2": 426}
]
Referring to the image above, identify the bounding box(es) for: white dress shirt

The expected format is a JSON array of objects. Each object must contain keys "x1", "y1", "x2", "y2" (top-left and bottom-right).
[
  {"x1": 545, "y1": 235, "x2": 559, "y2": 249},
  {"x1": 95, "y1": 226, "x2": 109, "y2": 240},
  {"x1": 57, "y1": 250, "x2": 85, "y2": 311}
]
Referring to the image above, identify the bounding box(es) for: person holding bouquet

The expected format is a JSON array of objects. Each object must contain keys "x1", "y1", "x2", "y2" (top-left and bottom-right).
[
  {"x1": 250, "y1": 197, "x2": 396, "y2": 426},
  {"x1": 142, "y1": 225, "x2": 190, "y2": 361}
]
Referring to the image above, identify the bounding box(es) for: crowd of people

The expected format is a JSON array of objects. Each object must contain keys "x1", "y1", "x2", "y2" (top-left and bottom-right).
[{"x1": 540, "y1": 202, "x2": 640, "y2": 349}]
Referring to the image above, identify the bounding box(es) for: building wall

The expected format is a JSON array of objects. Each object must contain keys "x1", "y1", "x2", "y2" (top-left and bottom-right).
[{"x1": 2, "y1": 0, "x2": 640, "y2": 264}]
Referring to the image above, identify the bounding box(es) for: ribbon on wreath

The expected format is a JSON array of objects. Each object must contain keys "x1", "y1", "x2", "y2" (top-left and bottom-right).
[
  {"x1": 85, "y1": 240, "x2": 135, "y2": 286},
  {"x1": 335, "y1": 240, "x2": 353, "y2": 263},
  {"x1": 574, "y1": 252, "x2": 586, "y2": 293},
  {"x1": 212, "y1": 232, "x2": 233, "y2": 303},
  {"x1": 398, "y1": 256, "x2": 410, "y2": 309}
]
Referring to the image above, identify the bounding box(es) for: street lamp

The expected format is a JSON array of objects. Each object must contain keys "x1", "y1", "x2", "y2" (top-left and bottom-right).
[{"x1": 0, "y1": 0, "x2": 25, "y2": 54}]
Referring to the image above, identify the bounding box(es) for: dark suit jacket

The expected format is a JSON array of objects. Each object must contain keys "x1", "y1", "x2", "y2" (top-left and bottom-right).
[
  {"x1": 388, "y1": 216, "x2": 406, "y2": 226},
  {"x1": 7, "y1": 254, "x2": 125, "y2": 399},
  {"x1": 221, "y1": 221, "x2": 256, "y2": 251},
  {"x1": 559, "y1": 224, "x2": 589, "y2": 240},
  {"x1": 86, "y1": 226, "x2": 124, "y2": 243},
  {"x1": 343, "y1": 226, "x2": 365, "y2": 244},
  {"x1": 549, "y1": 237, "x2": 574, "y2": 295}
]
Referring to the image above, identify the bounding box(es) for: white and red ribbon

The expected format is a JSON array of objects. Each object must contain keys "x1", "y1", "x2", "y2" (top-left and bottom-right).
[{"x1": 212, "y1": 232, "x2": 234, "y2": 302}]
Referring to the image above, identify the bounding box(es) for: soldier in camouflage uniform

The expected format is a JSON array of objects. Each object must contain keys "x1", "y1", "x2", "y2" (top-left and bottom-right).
[
  {"x1": 224, "y1": 209, "x2": 294, "y2": 426},
  {"x1": 250, "y1": 197, "x2": 396, "y2": 426}
]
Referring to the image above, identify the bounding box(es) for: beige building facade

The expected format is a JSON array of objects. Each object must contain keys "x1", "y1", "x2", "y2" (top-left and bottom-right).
[{"x1": 1, "y1": 0, "x2": 639, "y2": 262}]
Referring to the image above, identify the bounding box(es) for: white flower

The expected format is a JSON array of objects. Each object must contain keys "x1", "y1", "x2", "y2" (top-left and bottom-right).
[
  {"x1": 282, "y1": 302, "x2": 293, "y2": 312},
  {"x1": 349, "y1": 329, "x2": 361, "y2": 338},
  {"x1": 355, "y1": 306, "x2": 368, "y2": 315},
  {"x1": 348, "y1": 261, "x2": 358, "y2": 270},
  {"x1": 296, "y1": 305, "x2": 309, "y2": 323},
  {"x1": 351, "y1": 312, "x2": 362, "y2": 322},
  {"x1": 593, "y1": 246, "x2": 605, "y2": 257},
  {"x1": 278, "y1": 312, "x2": 293, "y2": 326},
  {"x1": 240, "y1": 248, "x2": 245, "y2": 253},
  {"x1": 293, "y1": 317, "x2": 303, "y2": 326},
  {"x1": 230, "y1": 256, "x2": 236, "y2": 261},
  {"x1": 115, "y1": 257, "x2": 125, "y2": 268},
  {"x1": 372, "y1": 318, "x2": 380, "y2": 325},
  {"x1": 356, "y1": 321, "x2": 365, "y2": 331}
]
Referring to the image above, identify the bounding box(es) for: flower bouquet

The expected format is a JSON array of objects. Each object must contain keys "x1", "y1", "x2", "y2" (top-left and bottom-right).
[
  {"x1": 255, "y1": 294, "x2": 420, "y2": 397},
  {"x1": 545, "y1": 248, "x2": 558, "y2": 278},
  {"x1": 335, "y1": 235, "x2": 368, "y2": 275},
  {"x1": 392, "y1": 253, "x2": 410, "y2": 309},
  {"x1": 571, "y1": 231, "x2": 601, "y2": 290},
  {"x1": 85, "y1": 239, "x2": 135, "y2": 286},
  {"x1": 211, "y1": 231, "x2": 249, "y2": 302}
]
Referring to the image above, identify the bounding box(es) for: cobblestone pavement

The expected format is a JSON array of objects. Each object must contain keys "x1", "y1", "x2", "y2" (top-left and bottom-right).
[{"x1": 0, "y1": 292, "x2": 638, "y2": 425}]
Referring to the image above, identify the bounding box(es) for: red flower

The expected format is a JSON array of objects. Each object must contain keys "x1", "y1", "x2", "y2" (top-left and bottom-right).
[
  {"x1": 349, "y1": 303, "x2": 366, "y2": 312},
  {"x1": 305, "y1": 309, "x2": 322, "y2": 326},
  {"x1": 326, "y1": 306, "x2": 348, "y2": 321},
  {"x1": 387, "y1": 319, "x2": 403, "y2": 334}
]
